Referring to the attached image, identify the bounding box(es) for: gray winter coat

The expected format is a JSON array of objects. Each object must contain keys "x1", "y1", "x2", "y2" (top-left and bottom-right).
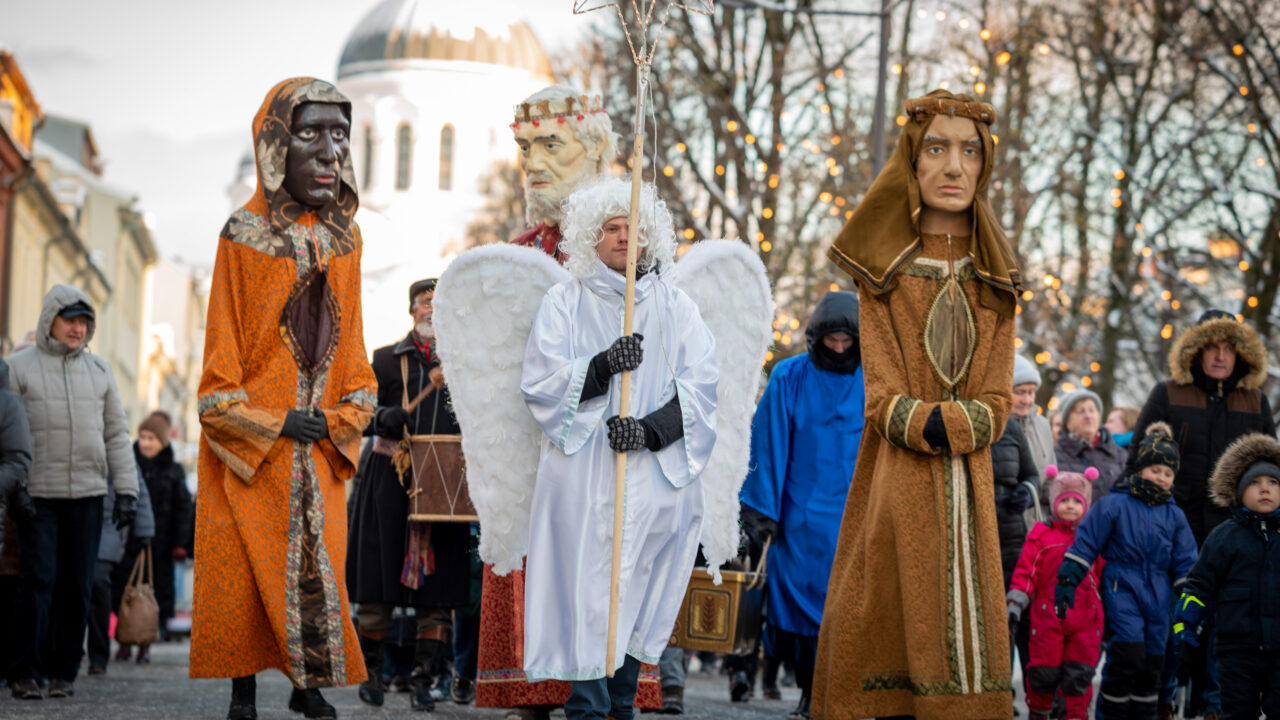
[
  {"x1": 98, "y1": 469, "x2": 155, "y2": 564},
  {"x1": 6, "y1": 285, "x2": 138, "y2": 499}
]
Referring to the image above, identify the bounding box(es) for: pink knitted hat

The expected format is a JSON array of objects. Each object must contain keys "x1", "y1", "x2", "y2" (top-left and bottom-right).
[{"x1": 1046, "y1": 465, "x2": 1097, "y2": 519}]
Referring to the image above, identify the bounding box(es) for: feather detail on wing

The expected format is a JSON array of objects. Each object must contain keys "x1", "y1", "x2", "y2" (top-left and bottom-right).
[
  {"x1": 432, "y1": 244, "x2": 571, "y2": 575},
  {"x1": 667, "y1": 239, "x2": 774, "y2": 582}
]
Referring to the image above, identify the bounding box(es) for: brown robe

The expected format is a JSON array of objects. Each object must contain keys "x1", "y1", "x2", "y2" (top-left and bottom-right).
[{"x1": 812, "y1": 233, "x2": 1015, "y2": 718}]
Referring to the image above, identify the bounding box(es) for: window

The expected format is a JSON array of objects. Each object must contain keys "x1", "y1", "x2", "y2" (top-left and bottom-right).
[
  {"x1": 395, "y1": 123, "x2": 413, "y2": 190},
  {"x1": 362, "y1": 125, "x2": 374, "y2": 191},
  {"x1": 438, "y1": 124, "x2": 455, "y2": 191}
]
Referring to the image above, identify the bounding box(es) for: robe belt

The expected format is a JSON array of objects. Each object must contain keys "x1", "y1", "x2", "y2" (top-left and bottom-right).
[{"x1": 372, "y1": 436, "x2": 399, "y2": 457}]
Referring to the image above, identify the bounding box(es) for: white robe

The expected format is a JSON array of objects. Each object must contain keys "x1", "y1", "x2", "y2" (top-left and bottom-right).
[{"x1": 520, "y1": 258, "x2": 718, "y2": 681}]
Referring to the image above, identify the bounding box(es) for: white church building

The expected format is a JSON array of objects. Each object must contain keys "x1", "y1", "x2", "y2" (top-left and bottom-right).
[{"x1": 230, "y1": 0, "x2": 554, "y2": 349}]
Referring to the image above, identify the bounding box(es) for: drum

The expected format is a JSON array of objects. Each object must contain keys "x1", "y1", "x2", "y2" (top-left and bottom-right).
[{"x1": 405, "y1": 434, "x2": 477, "y2": 522}]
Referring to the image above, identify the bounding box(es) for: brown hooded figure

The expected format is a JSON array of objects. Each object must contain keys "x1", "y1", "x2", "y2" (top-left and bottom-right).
[
  {"x1": 191, "y1": 77, "x2": 376, "y2": 719},
  {"x1": 812, "y1": 90, "x2": 1020, "y2": 719}
]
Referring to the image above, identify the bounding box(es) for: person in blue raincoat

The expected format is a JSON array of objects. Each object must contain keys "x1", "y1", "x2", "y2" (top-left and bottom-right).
[
  {"x1": 1055, "y1": 421, "x2": 1197, "y2": 720},
  {"x1": 740, "y1": 291, "x2": 865, "y2": 720}
]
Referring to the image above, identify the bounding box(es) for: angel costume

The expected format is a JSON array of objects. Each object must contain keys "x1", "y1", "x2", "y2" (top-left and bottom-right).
[{"x1": 812, "y1": 91, "x2": 1021, "y2": 719}]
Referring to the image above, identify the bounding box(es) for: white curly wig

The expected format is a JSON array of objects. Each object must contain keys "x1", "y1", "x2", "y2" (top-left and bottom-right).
[{"x1": 559, "y1": 177, "x2": 677, "y2": 279}]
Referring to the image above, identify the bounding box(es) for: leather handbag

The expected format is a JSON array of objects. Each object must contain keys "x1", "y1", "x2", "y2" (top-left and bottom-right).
[{"x1": 116, "y1": 546, "x2": 161, "y2": 645}]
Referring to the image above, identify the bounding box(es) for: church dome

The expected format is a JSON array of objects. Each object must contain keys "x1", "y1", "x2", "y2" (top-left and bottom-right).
[{"x1": 338, "y1": 0, "x2": 553, "y2": 80}]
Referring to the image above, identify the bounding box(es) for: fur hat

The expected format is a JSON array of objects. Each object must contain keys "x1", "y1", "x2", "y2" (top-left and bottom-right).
[
  {"x1": 1168, "y1": 310, "x2": 1268, "y2": 389},
  {"x1": 1209, "y1": 433, "x2": 1280, "y2": 508},
  {"x1": 1013, "y1": 354, "x2": 1041, "y2": 388},
  {"x1": 138, "y1": 411, "x2": 171, "y2": 448},
  {"x1": 1134, "y1": 421, "x2": 1179, "y2": 475},
  {"x1": 1046, "y1": 464, "x2": 1096, "y2": 517}
]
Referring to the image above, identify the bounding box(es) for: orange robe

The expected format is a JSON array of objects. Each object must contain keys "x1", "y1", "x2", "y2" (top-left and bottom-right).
[{"x1": 191, "y1": 77, "x2": 375, "y2": 688}]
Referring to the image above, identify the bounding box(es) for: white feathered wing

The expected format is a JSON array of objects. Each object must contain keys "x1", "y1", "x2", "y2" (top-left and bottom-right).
[
  {"x1": 667, "y1": 240, "x2": 774, "y2": 579},
  {"x1": 431, "y1": 244, "x2": 570, "y2": 575}
]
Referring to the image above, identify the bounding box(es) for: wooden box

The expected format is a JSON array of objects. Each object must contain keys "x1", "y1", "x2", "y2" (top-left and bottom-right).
[
  {"x1": 669, "y1": 566, "x2": 765, "y2": 655},
  {"x1": 406, "y1": 434, "x2": 478, "y2": 522}
]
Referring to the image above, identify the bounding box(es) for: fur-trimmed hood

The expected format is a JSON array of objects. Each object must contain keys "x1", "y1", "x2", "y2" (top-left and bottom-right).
[
  {"x1": 1168, "y1": 316, "x2": 1267, "y2": 389},
  {"x1": 1209, "y1": 433, "x2": 1280, "y2": 508}
]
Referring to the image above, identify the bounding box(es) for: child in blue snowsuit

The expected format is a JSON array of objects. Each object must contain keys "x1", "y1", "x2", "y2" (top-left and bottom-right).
[{"x1": 1055, "y1": 421, "x2": 1197, "y2": 720}]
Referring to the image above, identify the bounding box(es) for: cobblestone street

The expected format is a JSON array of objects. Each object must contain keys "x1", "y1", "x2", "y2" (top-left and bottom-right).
[{"x1": 0, "y1": 641, "x2": 817, "y2": 720}]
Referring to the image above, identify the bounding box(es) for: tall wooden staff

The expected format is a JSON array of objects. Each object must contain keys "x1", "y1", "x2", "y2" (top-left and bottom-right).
[{"x1": 571, "y1": 0, "x2": 714, "y2": 678}]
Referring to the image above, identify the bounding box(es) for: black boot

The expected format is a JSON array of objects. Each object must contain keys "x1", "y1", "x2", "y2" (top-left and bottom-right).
[
  {"x1": 228, "y1": 676, "x2": 257, "y2": 720},
  {"x1": 787, "y1": 690, "x2": 811, "y2": 720},
  {"x1": 410, "y1": 638, "x2": 446, "y2": 711},
  {"x1": 357, "y1": 632, "x2": 386, "y2": 706},
  {"x1": 288, "y1": 688, "x2": 337, "y2": 719},
  {"x1": 761, "y1": 655, "x2": 782, "y2": 700}
]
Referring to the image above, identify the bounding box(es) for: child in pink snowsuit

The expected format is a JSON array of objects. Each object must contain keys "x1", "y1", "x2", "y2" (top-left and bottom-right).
[{"x1": 1007, "y1": 466, "x2": 1105, "y2": 720}]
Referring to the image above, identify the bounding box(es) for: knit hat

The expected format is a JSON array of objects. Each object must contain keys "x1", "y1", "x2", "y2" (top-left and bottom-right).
[
  {"x1": 138, "y1": 411, "x2": 171, "y2": 448},
  {"x1": 1238, "y1": 461, "x2": 1280, "y2": 503},
  {"x1": 1012, "y1": 354, "x2": 1041, "y2": 388},
  {"x1": 1134, "y1": 420, "x2": 1180, "y2": 475},
  {"x1": 408, "y1": 278, "x2": 437, "y2": 313},
  {"x1": 1047, "y1": 464, "x2": 1096, "y2": 517},
  {"x1": 1057, "y1": 388, "x2": 1103, "y2": 429}
]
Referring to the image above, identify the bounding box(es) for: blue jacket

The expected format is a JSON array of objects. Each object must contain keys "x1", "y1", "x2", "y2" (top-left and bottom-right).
[
  {"x1": 1065, "y1": 479, "x2": 1197, "y2": 628},
  {"x1": 740, "y1": 354, "x2": 864, "y2": 636}
]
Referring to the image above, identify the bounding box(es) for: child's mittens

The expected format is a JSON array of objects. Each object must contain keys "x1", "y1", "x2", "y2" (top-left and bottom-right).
[
  {"x1": 1006, "y1": 603, "x2": 1022, "y2": 636},
  {"x1": 1173, "y1": 593, "x2": 1207, "y2": 647},
  {"x1": 1054, "y1": 560, "x2": 1088, "y2": 618}
]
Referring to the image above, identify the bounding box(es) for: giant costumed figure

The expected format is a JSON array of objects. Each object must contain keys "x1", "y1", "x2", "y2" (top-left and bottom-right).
[
  {"x1": 191, "y1": 78, "x2": 377, "y2": 720},
  {"x1": 469, "y1": 84, "x2": 668, "y2": 717},
  {"x1": 812, "y1": 90, "x2": 1022, "y2": 719},
  {"x1": 431, "y1": 177, "x2": 772, "y2": 717},
  {"x1": 346, "y1": 277, "x2": 469, "y2": 711}
]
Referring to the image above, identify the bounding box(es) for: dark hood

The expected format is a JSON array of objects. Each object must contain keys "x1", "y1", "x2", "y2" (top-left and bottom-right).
[{"x1": 806, "y1": 291, "x2": 861, "y2": 374}]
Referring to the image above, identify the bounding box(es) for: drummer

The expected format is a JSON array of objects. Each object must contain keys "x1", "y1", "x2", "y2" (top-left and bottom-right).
[{"x1": 346, "y1": 278, "x2": 472, "y2": 712}]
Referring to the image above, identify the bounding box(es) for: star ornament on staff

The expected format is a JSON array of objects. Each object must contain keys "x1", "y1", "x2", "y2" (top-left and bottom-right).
[{"x1": 571, "y1": 0, "x2": 715, "y2": 680}]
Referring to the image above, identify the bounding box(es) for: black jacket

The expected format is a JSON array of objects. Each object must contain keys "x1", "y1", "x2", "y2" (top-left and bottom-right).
[
  {"x1": 0, "y1": 357, "x2": 31, "y2": 558},
  {"x1": 990, "y1": 416, "x2": 1038, "y2": 585},
  {"x1": 1183, "y1": 507, "x2": 1280, "y2": 653},
  {"x1": 133, "y1": 443, "x2": 192, "y2": 557},
  {"x1": 1129, "y1": 316, "x2": 1276, "y2": 545}
]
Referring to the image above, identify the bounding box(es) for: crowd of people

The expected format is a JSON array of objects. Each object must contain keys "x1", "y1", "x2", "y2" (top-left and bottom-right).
[
  {"x1": 1, "y1": 71, "x2": 1277, "y2": 720},
  {"x1": 0, "y1": 285, "x2": 194, "y2": 698}
]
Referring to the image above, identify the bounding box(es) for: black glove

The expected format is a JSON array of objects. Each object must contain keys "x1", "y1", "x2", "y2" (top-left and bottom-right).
[
  {"x1": 741, "y1": 505, "x2": 779, "y2": 547},
  {"x1": 378, "y1": 406, "x2": 410, "y2": 436},
  {"x1": 1005, "y1": 483, "x2": 1034, "y2": 514},
  {"x1": 1054, "y1": 559, "x2": 1088, "y2": 618},
  {"x1": 923, "y1": 407, "x2": 949, "y2": 450},
  {"x1": 312, "y1": 410, "x2": 329, "y2": 441},
  {"x1": 606, "y1": 415, "x2": 647, "y2": 453},
  {"x1": 605, "y1": 334, "x2": 644, "y2": 375},
  {"x1": 113, "y1": 494, "x2": 137, "y2": 531},
  {"x1": 11, "y1": 486, "x2": 37, "y2": 524},
  {"x1": 281, "y1": 409, "x2": 325, "y2": 444}
]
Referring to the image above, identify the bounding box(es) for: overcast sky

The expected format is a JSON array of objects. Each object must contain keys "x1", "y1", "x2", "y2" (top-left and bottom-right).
[{"x1": 7, "y1": 0, "x2": 587, "y2": 268}]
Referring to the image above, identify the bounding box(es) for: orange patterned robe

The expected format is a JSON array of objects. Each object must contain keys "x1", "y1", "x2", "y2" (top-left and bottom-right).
[{"x1": 190, "y1": 78, "x2": 375, "y2": 688}]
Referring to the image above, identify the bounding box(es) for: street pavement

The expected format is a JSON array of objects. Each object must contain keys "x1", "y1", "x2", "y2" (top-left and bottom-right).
[{"x1": 0, "y1": 641, "x2": 815, "y2": 720}]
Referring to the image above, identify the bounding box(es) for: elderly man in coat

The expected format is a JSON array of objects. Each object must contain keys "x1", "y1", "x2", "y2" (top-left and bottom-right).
[{"x1": 6, "y1": 285, "x2": 139, "y2": 700}]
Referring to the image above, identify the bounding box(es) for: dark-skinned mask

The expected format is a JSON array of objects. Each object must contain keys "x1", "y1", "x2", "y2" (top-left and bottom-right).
[{"x1": 283, "y1": 102, "x2": 350, "y2": 208}]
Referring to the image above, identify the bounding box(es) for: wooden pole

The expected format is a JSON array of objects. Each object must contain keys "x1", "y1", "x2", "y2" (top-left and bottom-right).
[{"x1": 606, "y1": 63, "x2": 647, "y2": 679}]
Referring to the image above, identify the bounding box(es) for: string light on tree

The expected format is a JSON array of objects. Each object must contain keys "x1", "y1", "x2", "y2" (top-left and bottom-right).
[
  {"x1": 1161, "y1": 324, "x2": 1173, "y2": 339},
  {"x1": 980, "y1": 28, "x2": 991, "y2": 40},
  {"x1": 1233, "y1": 44, "x2": 1245, "y2": 55},
  {"x1": 974, "y1": 82, "x2": 986, "y2": 94},
  {"x1": 1038, "y1": 43, "x2": 1050, "y2": 55},
  {"x1": 1239, "y1": 260, "x2": 1250, "y2": 271},
  {"x1": 997, "y1": 51, "x2": 1011, "y2": 65},
  {"x1": 675, "y1": 142, "x2": 686, "y2": 153},
  {"x1": 761, "y1": 240, "x2": 772, "y2": 252},
  {"x1": 1090, "y1": 361, "x2": 1101, "y2": 372}
]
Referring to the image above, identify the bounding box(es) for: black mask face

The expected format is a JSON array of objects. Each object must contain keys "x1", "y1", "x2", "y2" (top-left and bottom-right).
[
  {"x1": 283, "y1": 102, "x2": 351, "y2": 208},
  {"x1": 805, "y1": 291, "x2": 861, "y2": 375}
]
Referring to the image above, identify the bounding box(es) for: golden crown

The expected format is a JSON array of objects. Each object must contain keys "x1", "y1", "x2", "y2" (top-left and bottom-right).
[{"x1": 512, "y1": 95, "x2": 607, "y2": 127}]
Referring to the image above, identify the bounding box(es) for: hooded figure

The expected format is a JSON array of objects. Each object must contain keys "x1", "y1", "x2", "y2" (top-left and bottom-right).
[
  {"x1": 190, "y1": 77, "x2": 376, "y2": 706},
  {"x1": 6, "y1": 285, "x2": 139, "y2": 697},
  {"x1": 739, "y1": 290, "x2": 865, "y2": 716},
  {"x1": 1128, "y1": 309, "x2": 1274, "y2": 545},
  {"x1": 813, "y1": 90, "x2": 1019, "y2": 720}
]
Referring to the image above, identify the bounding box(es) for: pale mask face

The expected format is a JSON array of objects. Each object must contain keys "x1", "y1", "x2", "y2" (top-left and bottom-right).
[
  {"x1": 516, "y1": 122, "x2": 593, "y2": 225},
  {"x1": 916, "y1": 115, "x2": 983, "y2": 214}
]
